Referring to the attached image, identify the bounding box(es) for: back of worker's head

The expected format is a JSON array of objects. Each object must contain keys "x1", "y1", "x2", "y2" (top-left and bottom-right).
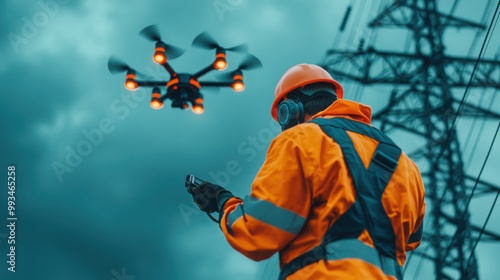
[
  {"x1": 290, "y1": 82, "x2": 338, "y2": 114},
  {"x1": 272, "y1": 64, "x2": 344, "y2": 131}
]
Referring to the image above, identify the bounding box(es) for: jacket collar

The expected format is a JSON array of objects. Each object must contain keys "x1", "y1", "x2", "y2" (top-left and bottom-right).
[{"x1": 310, "y1": 99, "x2": 372, "y2": 125}]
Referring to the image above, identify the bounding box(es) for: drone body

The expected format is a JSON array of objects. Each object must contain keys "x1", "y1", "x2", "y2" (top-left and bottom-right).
[{"x1": 108, "y1": 25, "x2": 262, "y2": 114}]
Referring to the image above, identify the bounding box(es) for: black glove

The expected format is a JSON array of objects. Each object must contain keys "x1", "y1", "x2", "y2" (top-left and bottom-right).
[{"x1": 187, "y1": 182, "x2": 234, "y2": 213}]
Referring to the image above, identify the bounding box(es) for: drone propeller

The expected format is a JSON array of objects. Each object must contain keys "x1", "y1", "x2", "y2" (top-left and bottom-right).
[
  {"x1": 139, "y1": 24, "x2": 185, "y2": 59},
  {"x1": 107, "y1": 56, "x2": 150, "y2": 79},
  {"x1": 217, "y1": 54, "x2": 263, "y2": 80},
  {"x1": 192, "y1": 31, "x2": 248, "y2": 53},
  {"x1": 107, "y1": 56, "x2": 133, "y2": 74},
  {"x1": 139, "y1": 24, "x2": 162, "y2": 42},
  {"x1": 238, "y1": 53, "x2": 263, "y2": 71}
]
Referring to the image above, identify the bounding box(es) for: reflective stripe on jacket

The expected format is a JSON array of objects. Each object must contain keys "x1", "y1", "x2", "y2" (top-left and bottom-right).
[{"x1": 219, "y1": 99, "x2": 426, "y2": 279}]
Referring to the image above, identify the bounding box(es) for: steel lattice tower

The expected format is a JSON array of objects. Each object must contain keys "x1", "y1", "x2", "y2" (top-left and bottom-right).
[{"x1": 321, "y1": 0, "x2": 500, "y2": 279}]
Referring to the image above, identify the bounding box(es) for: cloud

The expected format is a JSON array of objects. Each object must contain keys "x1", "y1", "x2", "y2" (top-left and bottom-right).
[{"x1": 24, "y1": 0, "x2": 115, "y2": 60}]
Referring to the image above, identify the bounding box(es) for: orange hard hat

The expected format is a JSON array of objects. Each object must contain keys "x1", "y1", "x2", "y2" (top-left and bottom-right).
[{"x1": 271, "y1": 64, "x2": 344, "y2": 120}]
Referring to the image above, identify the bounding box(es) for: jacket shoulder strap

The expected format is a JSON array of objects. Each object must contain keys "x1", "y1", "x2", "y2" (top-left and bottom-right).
[{"x1": 310, "y1": 117, "x2": 402, "y2": 258}]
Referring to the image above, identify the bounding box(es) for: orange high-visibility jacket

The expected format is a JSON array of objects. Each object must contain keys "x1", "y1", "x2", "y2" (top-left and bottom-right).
[{"x1": 220, "y1": 99, "x2": 426, "y2": 279}]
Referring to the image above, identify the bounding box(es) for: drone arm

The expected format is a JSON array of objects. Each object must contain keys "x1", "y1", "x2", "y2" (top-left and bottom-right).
[
  {"x1": 199, "y1": 81, "x2": 233, "y2": 87},
  {"x1": 161, "y1": 62, "x2": 177, "y2": 77},
  {"x1": 136, "y1": 81, "x2": 169, "y2": 87},
  {"x1": 193, "y1": 64, "x2": 216, "y2": 79}
]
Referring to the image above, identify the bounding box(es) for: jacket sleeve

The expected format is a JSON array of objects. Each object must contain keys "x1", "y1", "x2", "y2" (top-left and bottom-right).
[
  {"x1": 406, "y1": 201, "x2": 425, "y2": 251},
  {"x1": 219, "y1": 133, "x2": 313, "y2": 261},
  {"x1": 406, "y1": 162, "x2": 426, "y2": 251}
]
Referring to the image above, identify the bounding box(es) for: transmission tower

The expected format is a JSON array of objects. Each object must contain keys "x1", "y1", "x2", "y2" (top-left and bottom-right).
[{"x1": 321, "y1": 0, "x2": 500, "y2": 279}]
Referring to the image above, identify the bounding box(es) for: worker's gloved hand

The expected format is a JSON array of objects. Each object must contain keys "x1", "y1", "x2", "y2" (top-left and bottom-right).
[{"x1": 187, "y1": 182, "x2": 234, "y2": 213}]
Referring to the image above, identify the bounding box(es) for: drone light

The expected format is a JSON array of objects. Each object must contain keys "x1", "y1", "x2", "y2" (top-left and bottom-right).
[
  {"x1": 182, "y1": 102, "x2": 190, "y2": 110},
  {"x1": 192, "y1": 104, "x2": 204, "y2": 114},
  {"x1": 124, "y1": 72, "x2": 138, "y2": 91},
  {"x1": 232, "y1": 81, "x2": 245, "y2": 92},
  {"x1": 150, "y1": 88, "x2": 163, "y2": 109},
  {"x1": 195, "y1": 97, "x2": 204, "y2": 104},
  {"x1": 231, "y1": 74, "x2": 245, "y2": 92},
  {"x1": 214, "y1": 52, "x2": 227, "y2": 71},
  {"x1": 154, "y1": 44, "x2": 167, "y2": 64},
  {"x1": 150, "y1": 99, "x2": 164, "y2": 109}
]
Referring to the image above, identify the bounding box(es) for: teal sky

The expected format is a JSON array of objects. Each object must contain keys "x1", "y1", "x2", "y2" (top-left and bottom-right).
[{"x1": 0, "y1": 0, "x2": 499, "y2": 279}]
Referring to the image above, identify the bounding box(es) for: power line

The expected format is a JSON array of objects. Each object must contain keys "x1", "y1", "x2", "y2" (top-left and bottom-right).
[
  {"x1": 463, "y1": 91, "x2": 497, "y2": 171},
  {"x1": 437, "y1": 0, "x2": 500, "y2": 210},
  {"x1": 460, "y1": 97, "x2": 500, "y2": 275},
  {"x1": 467, "y1": 122, "x2": 500, "y2": 241},
  {"x1": 457, "y1": 0, "x2": 497, "y2": 162},
  {"x1": 403, "y1": 0, "x2": 500, "y2": 271},
  {"x1": 440, "y1": 2, "x2": 500, "y2": 261},
  {"x1": 434, "y1": 0, "x2": 500, "y2": 167},
  {"x1": 464, "y1": 120, "x2": 500, "y2": 268},
  {"x1": 466, "y1": 189, "x2": 500, "y2": 271},
  {"x1": 463, "y1": 1, "x2": 500, "y2": 159}
]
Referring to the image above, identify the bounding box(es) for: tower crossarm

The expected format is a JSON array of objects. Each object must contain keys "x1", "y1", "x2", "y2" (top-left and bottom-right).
[
  {"x1": 322, "y1": 49, "x2": 500, "y2": 88},
  {"x1": 368, "y1": 1, "x2": 486, "y2": 29}
]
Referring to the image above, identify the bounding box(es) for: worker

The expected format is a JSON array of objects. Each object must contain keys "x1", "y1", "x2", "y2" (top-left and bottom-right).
[{"x1": 187, "y1": 64, "x2": 426, "y2": 279}]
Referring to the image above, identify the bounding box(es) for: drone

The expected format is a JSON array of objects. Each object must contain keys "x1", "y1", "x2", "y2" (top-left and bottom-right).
[{"x1": 107, "y1": 25, "x2": 263, "y2": 114}]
